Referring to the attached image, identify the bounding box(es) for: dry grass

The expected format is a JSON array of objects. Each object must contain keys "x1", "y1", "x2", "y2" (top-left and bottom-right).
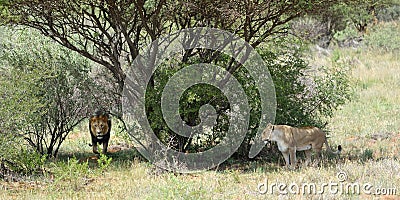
[{"x1": 1, "y1": 48, "x2": 400, "y2": 199}]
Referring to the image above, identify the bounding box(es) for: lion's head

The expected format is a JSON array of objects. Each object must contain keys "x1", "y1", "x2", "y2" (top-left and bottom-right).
[{"x1": 89, "y1": 115, "x2": 110, "y2": 138}]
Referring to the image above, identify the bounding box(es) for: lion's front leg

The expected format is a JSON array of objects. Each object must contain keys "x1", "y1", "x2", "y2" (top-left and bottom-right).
[
  {"x1": 92, "y1": 143, "x2": 99, "y2": 154},
  {"x1": 102, "y1": 141, "x2": 108, "y2": 154}
]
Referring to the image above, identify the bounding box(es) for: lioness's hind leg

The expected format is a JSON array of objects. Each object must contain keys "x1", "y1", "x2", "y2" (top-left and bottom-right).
[
  {"x1": 304, "y1": 150, "x2": 312, "y2": 166},
  {"x1": 312, "y1": 148, "x2": 322, "y2": 167}
]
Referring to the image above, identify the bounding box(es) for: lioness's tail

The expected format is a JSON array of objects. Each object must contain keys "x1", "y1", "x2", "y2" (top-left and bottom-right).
[{"x1": 324, "y1": 138, "x2": 342, "y2": 155}]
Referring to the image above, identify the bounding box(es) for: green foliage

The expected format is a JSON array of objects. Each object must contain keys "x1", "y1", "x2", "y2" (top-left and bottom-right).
[
  {"x1": 260, "y1": 48, "x2": 352, "y2": 128},
  {"x1": 0, "y1": 28, "x2": 44, "y2": 132},
  {"x1": 145, "y1": 61, "x2": 231, "y2": 152},
  {"x1": 49, "y1": 157, "x2": 93, "y2": 191},
  {"x1": 0, "y1": 27, "x2": 48, "y2": 175},
  {"x1": 361, "y1": 148, "x2": 374, "y2": 161},
  {"x1": 377, "y1": 4, "x2": 400, "y2": 21},
  {"x1": 0, "y1": 27, "x2": 106, "y2": 159},
  {"x1": 333, "y1": 25, "x2": 360, "y2": 44},
  {"x1": 0, "y1": 0, "x2": 359, "y2": 171},
  {"x1": 10, "y1": 149, "x2": 47, "y2": 174},
  {"x1": 47, "y1": 155, "x2": 113, "y2": 191},
  {"x1": 0, "y1": 135, "x2": 46, "y2": 174},
  {"x1": 364, "y1": 21, "x2": 400, "y2": 52},
  {"x1": 330, "y1": 0, "x2": 398, "y2": 33},
  {"x1": 97, "y1": 153, "x2": 113, "y2": 171},
  {"x1": 337, "y1": 1, "x2": 373, "y2": 32},
  {"x1": 295, "y1": 0, "x2": 399, "y2": 47},
  {"x1": 309, "y1": 50, "x2": 354, "y2": 120},
  {"x1": 144, "y1": 35, "x2": 352, "y2": 158}
]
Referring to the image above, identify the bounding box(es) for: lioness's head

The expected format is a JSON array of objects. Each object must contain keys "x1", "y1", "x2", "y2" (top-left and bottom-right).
[
  {"x1": 90, "y1": 115, "x2": 110, "y2": 138},
  {"x1": 261, "y1": 123, "x2": 274, "y2": 143}
]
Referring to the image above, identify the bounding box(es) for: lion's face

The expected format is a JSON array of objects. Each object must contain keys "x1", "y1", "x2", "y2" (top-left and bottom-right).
[
  {"x1": 90, "y1": 115, "x2": 109, "y2": 138},
  {"x1": 261, "y1": 123, "x2": 274, "y2": 142}
]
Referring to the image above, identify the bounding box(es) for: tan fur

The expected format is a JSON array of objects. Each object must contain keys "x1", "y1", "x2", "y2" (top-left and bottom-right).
[
  {"x1": 90, "y1": 116, "x2": 109, "y2": 136},
  {"x1": 261, "y1": 123, "x2": 341, "y2": 168}
]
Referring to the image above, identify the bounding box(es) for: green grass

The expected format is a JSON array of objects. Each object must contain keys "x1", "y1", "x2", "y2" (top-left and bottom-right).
[
  {"x1": 1, "y1": 48, "x2": 400, "y2": 199},
  {"x1": 328, "y1": 50, "x2": 400, "y2": 162}
]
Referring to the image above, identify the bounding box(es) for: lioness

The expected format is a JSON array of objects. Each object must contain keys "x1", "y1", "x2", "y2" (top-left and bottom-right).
[
  {"x1": 262, "y1": 123, "x2": 341, "y2": 167},
  {"x1": 89, "y1": 112, "x2": 111, "y2": 154}
]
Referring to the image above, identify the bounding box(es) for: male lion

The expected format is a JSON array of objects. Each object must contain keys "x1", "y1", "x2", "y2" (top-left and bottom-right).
[
  {"x1": 89, "y1": 112, "x2": 111, "y2": 154},
  {"x1": 262, "y1": 123, "x2": 341, "y2": 168}
]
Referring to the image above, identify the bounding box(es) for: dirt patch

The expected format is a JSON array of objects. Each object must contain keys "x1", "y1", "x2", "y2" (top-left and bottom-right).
[
  {"x1": 107, "y1": 143, "x2": 131, "y2": 153},
  {"x1": 368, "y1": 132, "x2": 396, "y2": 141}
]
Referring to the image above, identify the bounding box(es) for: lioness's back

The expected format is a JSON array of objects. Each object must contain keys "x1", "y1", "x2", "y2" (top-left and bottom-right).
[{"x1": 291, "y1": 126, "x2": 326, "y2": 144}]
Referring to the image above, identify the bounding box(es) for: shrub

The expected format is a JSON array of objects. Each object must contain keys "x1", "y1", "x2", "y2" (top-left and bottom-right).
[
  {"x1": 0, "y1": 26, "x2": 111, "y2": 161},
  {"x1": 49, "y1": 157, "x2": 92, "y2": 191},
  {"x1": 144, "y1": 35, "x2": 353, "y2": 158},
  {"x1": 0, "y1": 133, "x2": 46, "y2": 176},
  {"x1": 259, "y1": 47, "x2": 353, "y2": 128},
  {"x1": 364, "y1": 21, "x2": 400, "y2": 52},
  {"x1": 376, "y1": 5, "x2": 400, "y2": 22},
  {"x1": 332, "y1": 25, "x2": 362, "y2": 47}
]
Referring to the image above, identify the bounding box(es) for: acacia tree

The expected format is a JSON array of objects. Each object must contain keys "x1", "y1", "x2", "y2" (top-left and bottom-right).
[
  {"x1": 0, "y1": 0, "x2": 351, "y2": 157},
  {"x1": 0, "y1": 0, "x2": 342, "y2": 109},
  {"x1": 148, "y1": 0, "x2": 347, "y2": 153},
  {"x1": 0, "y1": 0, "x2": 169, "y2": 116}
]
